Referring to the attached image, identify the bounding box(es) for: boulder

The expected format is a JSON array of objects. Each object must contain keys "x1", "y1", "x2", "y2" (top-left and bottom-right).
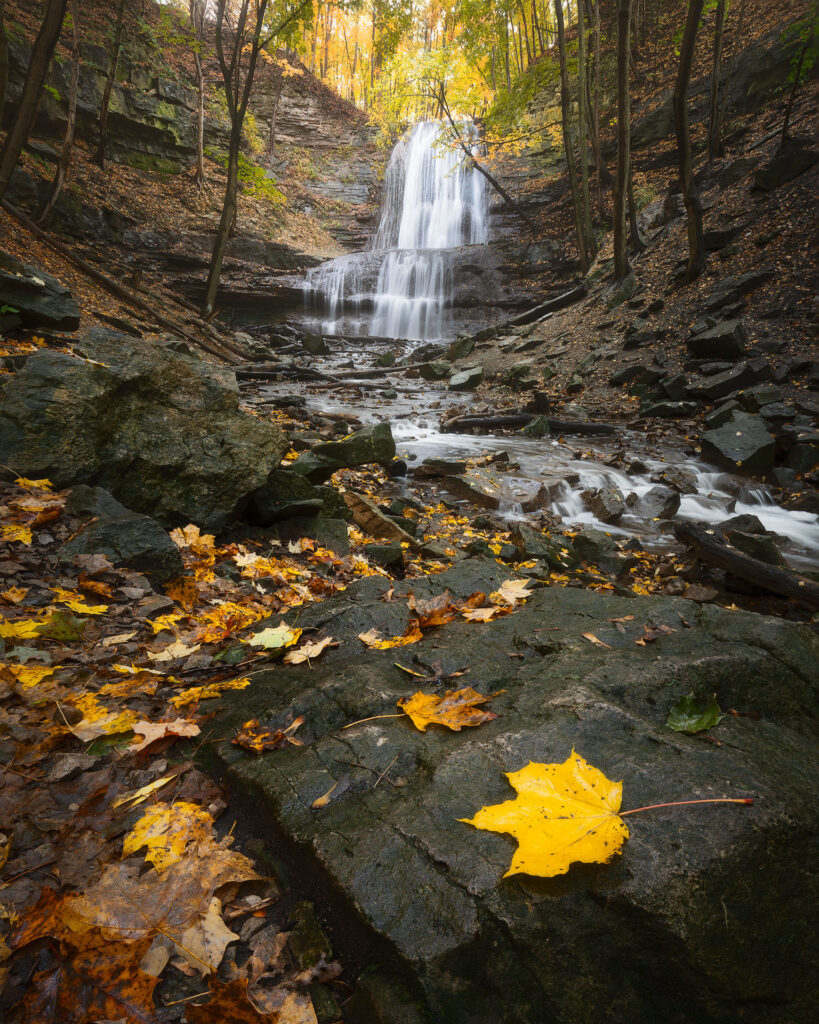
[
  {"x1": 343, "y1": 491, "x2": 419, "y2": 548},
  {"x1": 521, "y1": 415, "x2": 550, "y2": 438},
  {"x1": 572, "y1": 526, "x2": 637, "y2": 575},
  {"x1": 686, "y1": 359, "x2": 770, "y2": 402},
  {"x1": 739, "y1": 383, "x2": 783, "y2": 412},
  {"x1": 686, "y1": 320, "x2": 746, "y2": 360},
  {"x1": 752, "y1": 137, "x2": 818, "y2": 191},
  {"x1": 603, "y1": 272, "x2": 635, "y2": 310},
  {"x1": 449, "y1": 366, "x2": 484, "y2": 391},
  {"x1": 639, "y1": 400, "x2": 699, "y2": 418},
  {"x1": 724, "y1": 529, "x2": 784, "y2": 566},
  {"x1": 0, "y1": 251, "x2": 80, "y2": 331},
  {"x1": 609, "y1": 365, "x2": 647, "y2": 386},
  {"x1": 290, "y1": 423, "x2": 396, "y2": 484},
  {"x1": 0, "y1": 330, "x2": 286, "y2": 531},
  {"x1": 701, "y1": 412, "x2": 775, "y2": 475},
  {"x1": 448, "y1": 336, "x2": 476, "y2": 361},
  {"x1": 250, "y1": 469, "x2": 322, "y2": 525},
  {"x1": 704, "y1": 400, "x2": 742, "y2": 429},
  {"x1": 58, "y1": 486, "x2": 183, "y2": 583},
  {"x1": 413, "y1": 458, "x2": 469, "y2": 478},
  {"x1": 210, "y1": 571, "x2": 819, "y2": 1023},
  {"x1": 581, "y1": 485, "x2": 626, "y2": 523},
  {"x1": 509, "y1": 524, "x2": 574, "y2": 569},
  {"x1": 702, "y1": 269, "x2": 774, "y2": 313},
  {"x1": 659, "y1": 374, "x2": 689, "y2": 401},
  {"x1": 273, "y1": 517, "x2": 350, "y2": 555},
  {"x1": 302, "y1": 332, "x2": 329, "y2": 355},
  {"x1": 635, "y1": 486, "x2": 681, "y2": 519},
  {"x1": 418, "y1": 361, "x2": 451, "y2": 381}
]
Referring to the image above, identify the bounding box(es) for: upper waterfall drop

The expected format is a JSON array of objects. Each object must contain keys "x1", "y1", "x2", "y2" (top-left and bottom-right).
[{"x1": 304, "y1": 120, "x2": 488, "y2": 342}]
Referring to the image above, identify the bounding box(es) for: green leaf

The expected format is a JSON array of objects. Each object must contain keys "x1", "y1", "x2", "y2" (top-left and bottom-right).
[
  {"x1": 245, "y1": 623, "x2": 301, "y2": 651},
  {"x1": 36, "y1": 609, "x2": 87, "y2": 642},
  {"x1": 667, "y1": 692, "x2": 724, "y2": 734}
]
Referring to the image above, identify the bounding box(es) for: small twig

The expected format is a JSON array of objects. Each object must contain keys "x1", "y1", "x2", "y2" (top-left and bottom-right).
[
  {"x1": 373, "y1": 755, "x2": 398, "y2": 789},
  {"x1": 342, "y1": 713, "x2": 402, "y2": 730},
  {"x1": 1, "y1": 763, "x2": 44, "y2": 782},
  {"x1": 620, "y1": 797, "x2": 754, "y2": 816},
  {"x1": 332, "y1": 758, "x2": 398, "y2": 787},
  {"x1": 1, "y1": 857, "x2": 57, "y2": 883}
]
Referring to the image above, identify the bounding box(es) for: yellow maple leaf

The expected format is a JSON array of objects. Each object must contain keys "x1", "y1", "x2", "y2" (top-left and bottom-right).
[
  {"x1": 50, "y1": 586, "x2": 108, "y2": 615},
  {"x1": 1, "y1": 586, "x2": 28, "y2": 604},
  {"x1": 0, "y1": 523, "x2": 32, "y2": 544},
  {"x1": 398, "y1": 687, "x2": 498, "y2": 732},
  {"x1": 122, "y1": 801, "x2": 213, "y2": 872},
  {"x1": 170, "y1": 676, "x2": 251, "y2": 708},
  {"x1": 147, "y1": 640, "x2": 201, "y2": 663},
  {"x1": 358, "y1": 623, "x2": 423, "y2": 649},
  {"x1": 460, "y1": 750, "x2": 630, "y2": 878},
  {"x1": 489, "y1": 578, "x2": 533, "y2": 606},
  {"x1": 147, "y1": 613, "x2": 185, "y2": 634},
  {"x1": 170, "y1": 524, "x2": 215, "y2": 556},
  {"x1": 0, "y1": 618, "x2": 43, "y2": 639},
  {"x1": 0, "y1": 663, "x2": 58, "y2": 688},
  {"x1": 14, "y1": 477, "x2": 53, "y2": 491},
  {"x1": 67, "y1": 694, "x2": 140, "y2": 742}
]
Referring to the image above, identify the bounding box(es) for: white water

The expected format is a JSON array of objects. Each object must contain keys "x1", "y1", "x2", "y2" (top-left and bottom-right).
[{"x1": 304, "y1": 121, "x2": 488, "y2": 341}]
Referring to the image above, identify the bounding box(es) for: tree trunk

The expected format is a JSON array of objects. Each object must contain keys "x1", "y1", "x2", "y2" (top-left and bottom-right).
[
  {"x1": 193, "y1": 51, "x2": 205, "y2": 183},
  {"x1": 504, "y1": 20, "x2": 512, "y2": 89},
  {"x1": 38, "y1": 0, "x2": 80, "y2": 222},
  {"x1": 707, "y1": 0, "x2": 726, "y2": 161},
  {"x1": 592, "y1": 0, "x2": 604, "y2": 221},
  {"x1": 577, "y1": 2, "x2": 596, "y2": 263},
  {"x1": 268, "y1": 72, "x2": 283, "y2": 165},
  {"x1": 93, "y1": 0, "x2": 126, "y2": 168},
  {"x1": 0, "y1": 0, "x2": 67, "y2": 202},
  {"x1": 555, "y1": 0, "x2": 588, "y2": 273},
  {"x1": 202, "y1": 126, "x2": 240, "y2": 317},
  {"x1": 0, "y1": 0, "x2": 8, "y2": 125},
  {"x1": 532, "y1": 1, "x2": 545, "y2": 55},
  {"x1": 627, "y1": 160, "x2": 646, "y2": 252},
  {"x1": 673, "y1": 0, "x2": 706, "y2": 283},
  {"x1": 613, "y1": 0, "x2": 632, "y2": 280},
  {"x1": 716, "y1": 0, "x2": 747, "y2": 148},
  {"x1": 782, "y1": 15, "x2": 815, "y2": 144}
]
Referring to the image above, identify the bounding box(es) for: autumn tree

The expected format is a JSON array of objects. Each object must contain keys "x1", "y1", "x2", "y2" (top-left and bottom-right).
[
  {"x1": 555, "y1": 0, "x2": 590, "y2": 273},
  {"x1": 0, "y1": 0, "x2": 67, "y2": 203},
  {"x1": 189, "y1": 0, "x2": 208, "y2": 185},
  {"x1": 672, "y1": 0, "x2": 706, "y2": 283},
  {"x1": 202, "y1": 0, "x2": 313, "y2": 319}
]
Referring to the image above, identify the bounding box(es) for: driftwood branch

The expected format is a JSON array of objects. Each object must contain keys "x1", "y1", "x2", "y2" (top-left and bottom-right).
[
  {"x1": 442, "y1": 411, "x2": 615, "y2": 435},
  {"x1": 675, "y1": 521, "x2": 819, "y2": 610},
  {"x1": 1, "y1": 199, "x2": 242, "y2": 364}
]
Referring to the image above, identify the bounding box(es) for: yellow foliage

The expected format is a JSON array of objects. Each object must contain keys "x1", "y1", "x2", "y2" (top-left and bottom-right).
[
  {"x1": 460, "y1": 750, "x2": 629, "y2": 879},
  {"x1": 0, "y1": 618, "x2": 45, "y2": 639},
  {"x1": 14, "y1": 477, "x2": 53, "y2": 491},
  {"x1": 358, "y1": 623, "x2": 423, "y2": 649},
  {"x1": 50, "y1": 586, "x2": 108, "y2": 615},
  {"x1": 122, "y1": 802, "x2": 214, "y2": 873},
  {"x1": 170, "y1": 676, "x2": 251, "y2": 707},
  {"x1": 398, "y1": 687, "x2": 498, "y2": 732},
  {"x1": 0, "y1": 524, "x2": 32, "y2": 544},
  {"x1": 0, "y1": 663, "x2": 57, "y2": 689}
]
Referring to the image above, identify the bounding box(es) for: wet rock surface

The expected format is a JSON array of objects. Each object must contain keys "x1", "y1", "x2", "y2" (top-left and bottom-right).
[
  {"x1": 0, "y1": 329, "x2": 286, "y2": 530},
  {"x1": 210, "y1": 559, "x2": 818, "y2": 1024}
]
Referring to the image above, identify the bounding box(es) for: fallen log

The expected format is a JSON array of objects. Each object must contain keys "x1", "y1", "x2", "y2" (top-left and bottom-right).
[
  {"x1": 506, "y1": 284, "x2": 588, "y2": 327},
  {"x1": 441, "y1": 412, "x2": 615, "y2": 435},
  {"x1": 674, "y1": 521, "x2": 819, "y2": 611}
]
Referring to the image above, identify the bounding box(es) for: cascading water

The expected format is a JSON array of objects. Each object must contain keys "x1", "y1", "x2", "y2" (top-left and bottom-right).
[{"x1": 304, "y1": 120, "x2": 488, "y2": 341}]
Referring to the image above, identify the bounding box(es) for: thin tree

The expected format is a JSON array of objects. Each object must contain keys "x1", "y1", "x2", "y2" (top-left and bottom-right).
[
  {"x1": 613, "y1": 0, "x2": 632, "y2": 280},
  {"x1": 0, "y1": 0, "x2": 8, "y2": 119},
  {"x1": 707, "y1": 0, "x2": 726, "y2": 162},
  {"x1": 38, "y1": 0, "x2": 80, "y2": 222},
  {"x1": 577, "y1": 0, "x2": 596, "y2": 263},
  {"x1": 0, "y1": 0, "x2": 67, "y2": 203},
  {"x1": 673, "y1": 0, "x2": 706, "y2": 283},
  {"x1": 591, "y1": 0, "x2": 604, "y2": 221},
  {"x1": 202, "y1": 0, "x2": 312, "y2": 319},
  {"x1": 189, "y1": 0, "x2": 207, "y2": 185},
  {"x1": 93, "y1": 0, "x2": 126, "y2": 168},
  {"x1": 555, "y1": 0, "x2": 589, "y2": 273},
  {"x1": 781, "y1": 8, "x2": 817, "y2": 144}
]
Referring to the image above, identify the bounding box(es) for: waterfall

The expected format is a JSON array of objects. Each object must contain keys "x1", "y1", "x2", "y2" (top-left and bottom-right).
[{"x1": 304, "y1": 121, "x2": 488, "y2": 342}]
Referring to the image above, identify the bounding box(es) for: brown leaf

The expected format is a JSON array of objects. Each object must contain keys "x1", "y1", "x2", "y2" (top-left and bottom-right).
[
  {"x1": 582, "y1": 632, "x2": 611, "y2": 649},
  {"x1": 185, "y1": 978, "x2": 271, "y2": 1023},
  {"x1": 129, "y1": 718, "x2": 200, "y2": 753},
  {"x1": 233, "y1": 717, "x2": 304, "y2": 754}
]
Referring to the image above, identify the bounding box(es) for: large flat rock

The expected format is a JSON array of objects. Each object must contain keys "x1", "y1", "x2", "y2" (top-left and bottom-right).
[{"x1": 210, "y1": 560, "x2": 817, "y2": 1024}]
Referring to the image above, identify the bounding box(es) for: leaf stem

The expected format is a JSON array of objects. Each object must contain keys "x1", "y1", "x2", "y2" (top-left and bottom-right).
[
  {"x1": 621, "y1": 797, "x2": 754, "y2": 816},
  {"x1": 342, "y1": 713, "x2": 402, "y2": 729}
]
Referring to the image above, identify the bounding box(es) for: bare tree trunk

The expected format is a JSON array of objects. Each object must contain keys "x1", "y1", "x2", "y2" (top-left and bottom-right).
[
  {"x1": 268, "y1": 72, "x2": 283, "y2": 164},
  {"x1": 613, "y1": 0, "x2": 632, "y2": 280},
  {"x1": 673, "y1": 0, "x2": 706, "y2": 283},
  {"x1": 504, "y1": 19, "x2": 511, "y2": 89},
  {"x1": 93, "y1": 0, "x2": 126, "y2": 168},
  {"x1": 555, "y1": 0, "x2": 588, "y2": 272},
  {"x1": 782, "y1": 14, "x2": 816, "y2": 144},
  {"x1": 592, "y1": 0, "x2": 604, "y2": 221},
  {"x1": 0, "y1": 0, "x2": 8, "y2": 124},
  {"x1": 193, "y1": 51, "x2": 205, "y2": 183},
  {"x1": 204, "y1": 126, "x2": 240, "y2": 316},
  {"x1": 707, "y1": 0, "x2": 726, "y2": 161},
  {"x1": 39, "y1": 0, "x2": 80, "y2": 222},
  {"x1": 532, "y1": 1, "x2": 545, "y2": 55},
  {"x1": 577, "y1": 2, "x2": 596, "y2": 262},
  {"x1": 627, "y1": 161, "x2": 646, "y2": 252},
  {"x1": 715, "y1": 0, "x2": 747, "y2": 147},
  {"x1": 0, "y1": 0, "x2": 67, "y2": 202}
]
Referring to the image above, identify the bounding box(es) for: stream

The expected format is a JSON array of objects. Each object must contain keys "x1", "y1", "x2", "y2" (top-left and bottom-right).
[{"x1": 285, "y1": 121, "x2": 819, "y2": 569}]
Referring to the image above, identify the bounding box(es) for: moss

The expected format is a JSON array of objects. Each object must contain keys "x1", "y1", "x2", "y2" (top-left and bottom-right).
[{"x1": 122, "y1": 152, "x2": 183, "y2": 175}]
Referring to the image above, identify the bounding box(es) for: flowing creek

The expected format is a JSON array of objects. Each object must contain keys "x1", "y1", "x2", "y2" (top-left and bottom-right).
[{"x1": 286, "y1": 122, "x2": 819, "y2": 569}]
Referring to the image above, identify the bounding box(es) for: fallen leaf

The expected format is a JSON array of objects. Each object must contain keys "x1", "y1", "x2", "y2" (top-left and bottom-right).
[
  {"x1": 123, "y1": 801, "x2": 214, "y2": 872},
  {"x1": 461, "y1": 606, "x2": 500, "y2": 622},
  {"x1": 1, "y1": 586, "x2": 28, "y2": 604},
  {"x1": 165, "y1": 576, "x2": 200, "y2": 611},
  {"x1": 170, "y1": 676, "x2": 251, "y2": 708},
  {"x1": 50, "y1": 586, "x2": 108, "y2": 615},
  {"x1": 186, "y1": 978, "x2": 270, "y2": 1022},
  {"x1": 460, "y1": 749, "x2": 629, "y2": 878},
  {"x1": 582, "y1": 632, "x2": 611, "y2": 649},
  {"x1": 248, "y1": 925, "x2": 289, "y2": 982},
  {"x1": 407, "y1": 592, "x2": 459, "y2": 627},
  {"x1": 66, "y1": 695, "x2": 140, "y2": 742},
  {"x1": 102, "y1": 630, "x2": 137, "y2": 646},
  {"x1": 489, "y1": 578, "x2": 533, "y2": 606},
  {"x1": 398, "y1": 687, "x2": 499, "y2": 732},
  {"x1": 14, "y1": 477, "x2": 54, "y2": 491},
  {"x1": 0, "y1": 617, "x2": 46, "y2": 640},
  {"x1": 0, "y1": 662, "x2": 57, "y2": 688},
  {"x1": 246, "y1": 623, "x2": 302, "y2": 651},
  {"x1": 233, "y1": 716, "x2": 304, "y2": 754},
  {"x1": 283, "y1": 637, "x2": 335, "y2": 665},
  {"x1": 0, "y1": 524, "x2": 32, "y2": 544},
  {"x1": 667, "y1": 693, "x2": 724, "y2": 734},
  {"x1": 358, "y1": 622, "x2": 423, "y2": 648},
  {"x1": 311, "y1": 774, "x2": 350, "y2": 809},
  {"x1": 130, "y1": 718, "x2": 200, "y2": 752},
  {"x1": 173, "y1": 897, "x2": 238, "y2": 975},
  {"x1": 147, "y1": 640, "x2": 201, "y2": 662},
  {"x1": 111, "y1": 764, "x2": 190, "y2": 809}
]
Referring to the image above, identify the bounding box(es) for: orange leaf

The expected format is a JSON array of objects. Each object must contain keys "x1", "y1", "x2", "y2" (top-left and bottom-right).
[{"x1": 397, "y1": 687, "x2": 499, "y2": 732}]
